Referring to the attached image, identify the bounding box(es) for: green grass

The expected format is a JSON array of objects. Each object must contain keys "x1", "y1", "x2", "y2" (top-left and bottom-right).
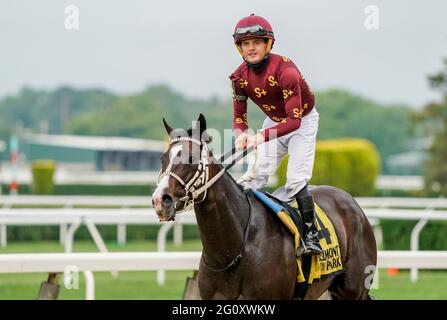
[
  {"x1": 370, "y1": 269, "x2": 447, "y2": 300},
  {"x1": 0, "y1": 270, "x2": 196, "y2": 300},
  {"x1": 0, "y1": 239, "x2": 203, "y2": 253},
  {"x1": 0, "y1": 239, "x2": 202, "y2": 300},
  {"x1": 1, "y1": 240, "x2": 447, "y2": 300}
]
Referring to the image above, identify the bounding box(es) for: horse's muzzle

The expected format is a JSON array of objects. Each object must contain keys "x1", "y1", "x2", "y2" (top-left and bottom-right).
[{"x1": 152, "y1": 193, "x2": 176, "y2": 222}]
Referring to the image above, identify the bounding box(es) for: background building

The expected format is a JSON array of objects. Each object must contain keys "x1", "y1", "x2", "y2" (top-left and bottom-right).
[{"x1": 7, "y1": 133, "x2": 165, "y2": 172}]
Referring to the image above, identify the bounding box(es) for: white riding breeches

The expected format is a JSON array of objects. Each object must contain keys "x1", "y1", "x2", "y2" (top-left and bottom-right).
[{"x1": 239, "y1": 107, "x2": 319, "y2": 200}]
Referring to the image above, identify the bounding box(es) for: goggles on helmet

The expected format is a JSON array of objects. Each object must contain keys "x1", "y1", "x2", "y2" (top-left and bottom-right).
[{"x1": 233, "y1": 25, "x2": 273, "y2": 40}]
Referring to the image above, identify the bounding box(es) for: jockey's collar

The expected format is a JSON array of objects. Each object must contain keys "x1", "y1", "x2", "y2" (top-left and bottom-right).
[{"x1": 246, "y1": 55, "x2": 270, "y2": 73}]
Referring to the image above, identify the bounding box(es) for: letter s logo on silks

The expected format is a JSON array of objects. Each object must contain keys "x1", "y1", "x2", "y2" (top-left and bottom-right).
[
  {"x1": 283, "y1": 89, "x2": 293, "y2": 99},
  {"x1": 268, "y1": 76, "x2": 279, "y2": 87},
  {"x1": 262, "y1": 104, "x2": 277, "y2": 112},
  {"x1": 254, "y1": 88, "x2": 267, "y2": 98},
  {"x1": 235, "y1": 113, "x2": 248, "y2": 125},
  {"x1": 292, "y1": 108, "x2": 303, "y2": 119}
]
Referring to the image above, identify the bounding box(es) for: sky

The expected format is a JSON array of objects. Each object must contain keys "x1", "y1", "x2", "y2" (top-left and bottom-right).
[{"x1": 1, "y1": 0, "x2": 447, "y2": 108}]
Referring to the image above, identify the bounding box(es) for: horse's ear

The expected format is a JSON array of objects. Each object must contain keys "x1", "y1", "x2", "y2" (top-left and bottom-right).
[
  {"x1": 197, "y1": 113, "x2": 206, "y2": 136},
  {"x1": 163, "y1": 118, "x2": 173, "y2": 135}
]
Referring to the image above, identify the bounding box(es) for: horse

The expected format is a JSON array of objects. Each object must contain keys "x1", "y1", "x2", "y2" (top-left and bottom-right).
[{"x1": 152, "y1": 114, "x2": 377, "y2": 300}]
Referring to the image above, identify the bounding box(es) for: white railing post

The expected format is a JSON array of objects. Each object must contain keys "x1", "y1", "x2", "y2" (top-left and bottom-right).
[
  {"x1": 410, "y1": 218, "x2": 428, "y2": 283},
  {"x1": 1, "y1": 202, "x2": 12, "y2": 248},
  {"x1": 173, "y1": 222, "x2": 183, "y2": 247},
  {"x1": 83, "y1": 271, "x2": 95, "y2": 300},
  {"x1": 0, "y1": 224, "x2": 6, "y2": 248},
  {"x1": 59, "y1": 224, "x2": 67, "y2": 247},
  {"x1": 64, "y1": 222, "x2": 81, "y2": 253},
  {"x1": 157, "y1": 223, "x2": 174, "y2": 285},
  {"x1": 410, "y1": 201, "x2": 438, "y2": 283},
  {"x1": 85, "y1": 221, "x2": 109, "y2": 253},
  {"x1": 117, "y1": 203, "x2": 129, "y2": 246},
  {"x1": 368, "y1": 218, "x2": 383, "y2": 249},
  {"x1": 61, "y1": 202, "x2": 74, "y2": 248},
  {"x1": 117, "y1": 224, "x2": 126, "y2": 246},
  {"x1": 84, "y1": 219, "x2": 117, "y2": 278}
]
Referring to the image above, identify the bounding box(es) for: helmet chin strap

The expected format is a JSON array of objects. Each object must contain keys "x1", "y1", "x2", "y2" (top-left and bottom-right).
[{"x1": 265, "y1": 38, "x2": 273, "y2": 54}]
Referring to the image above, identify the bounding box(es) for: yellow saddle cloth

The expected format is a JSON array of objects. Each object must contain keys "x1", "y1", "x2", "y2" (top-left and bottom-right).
[{"x1": 277, "y1": 202, "x2": 344, "y2": 285}]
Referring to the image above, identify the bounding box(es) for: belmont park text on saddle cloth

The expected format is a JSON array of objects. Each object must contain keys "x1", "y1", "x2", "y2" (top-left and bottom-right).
[{"x1": 253, "y1": 190, "x2": 344, "y2": 285}]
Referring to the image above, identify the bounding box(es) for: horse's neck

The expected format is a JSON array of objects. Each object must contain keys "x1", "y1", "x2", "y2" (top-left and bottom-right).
[{"x1": 194, "y1": 171, "x2": 250, "y2": 267}]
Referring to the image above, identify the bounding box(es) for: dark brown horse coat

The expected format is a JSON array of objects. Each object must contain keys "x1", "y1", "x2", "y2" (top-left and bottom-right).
[
  {"x1": 153, "y1": 115, "x2": 377, "y2": 300},
  {"x1": 195, "y1": 168, "x2": 377, "y2": 299}
]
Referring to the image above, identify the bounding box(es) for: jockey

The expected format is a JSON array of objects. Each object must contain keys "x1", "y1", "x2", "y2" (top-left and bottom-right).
[{"x1": 230, "y1": 14, "x2": 322, "y2": 256}]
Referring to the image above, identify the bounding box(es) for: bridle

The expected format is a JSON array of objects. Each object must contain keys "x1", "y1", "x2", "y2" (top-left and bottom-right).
[
  {"x1": 157, "y1": 136, "x2": 214, "y2": 213},
  {"x1": 157, "y1": 136, "x2": 255, "y2": 272},
  {"x1": 157, "y1": 137, "x2": 254, "y2": 214}
]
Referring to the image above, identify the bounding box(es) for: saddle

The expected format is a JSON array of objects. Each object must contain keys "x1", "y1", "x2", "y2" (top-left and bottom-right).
[{"x1": 252, "y1": 187, "x2": 344, "y2": 300}]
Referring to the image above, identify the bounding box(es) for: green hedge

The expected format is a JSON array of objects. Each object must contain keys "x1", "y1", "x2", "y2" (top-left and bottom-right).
[
  {"x1": 276, "y1": 138, "x2": 381, "y2": 196},
  {"x1": 381, "y1": 220, "x2": 447, "y2": 250},
  {"x1": 1, "y1": 184, "x2": 156, "y2": 196},
  {"x1": 31, "y1": 160, "x2": 56, "y2": 194}
]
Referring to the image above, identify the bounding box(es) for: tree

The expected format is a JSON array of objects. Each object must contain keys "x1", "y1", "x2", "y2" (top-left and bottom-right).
[{"x1": 413, "y1": 58, "x2": 447, "y2": 195}]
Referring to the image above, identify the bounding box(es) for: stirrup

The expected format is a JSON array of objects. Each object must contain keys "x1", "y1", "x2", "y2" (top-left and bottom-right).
[
  {"x1": 302, "y1": 230, "x2": 323, "y2": 255},
  {"x1": 304, "y1": 236, "x2": 323, "y2": 255},
  {"x1": 304, "y1": 242, "x2": 323, "y2": 255},
  {"x1": 297, "y1": 243, "x2": 322, "y2": 256}
]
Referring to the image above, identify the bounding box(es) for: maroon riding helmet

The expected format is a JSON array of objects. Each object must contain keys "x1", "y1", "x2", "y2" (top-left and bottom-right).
[{"x1": 233, "y1": 14, "x2": 275, "y2": 56}]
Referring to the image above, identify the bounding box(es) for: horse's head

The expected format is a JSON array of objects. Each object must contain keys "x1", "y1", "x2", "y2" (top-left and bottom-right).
[{"x1": 152, "y1": 114, "x2": 213, "y2": 221}]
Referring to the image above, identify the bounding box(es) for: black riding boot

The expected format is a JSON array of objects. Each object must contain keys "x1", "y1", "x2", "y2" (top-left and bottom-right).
[{"x1": 295, "y1": 186, "x2": 323, "y2": 256}]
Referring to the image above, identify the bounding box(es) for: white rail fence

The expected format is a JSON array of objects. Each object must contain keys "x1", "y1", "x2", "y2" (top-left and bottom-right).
[
  {"x1": 356, "y1": 197, "x2": 447, "y2": 283},
  {"x1": 0, "y1": 196, "x2": 193, "y2": 250},
  {"x1": 0, "y1": 251, "x2": 446, "y2": 300},
  {"x1": 1, "y1": 169, "x2": 422, "y2": 188},
  {"x1": 1, "y1": 196, "x2": 446, "y2": 284}
]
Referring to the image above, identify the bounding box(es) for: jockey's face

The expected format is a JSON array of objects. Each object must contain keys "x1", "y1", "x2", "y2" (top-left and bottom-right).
[{"x1": 240, "y1": 38, "x2": 268, "y2": 64}]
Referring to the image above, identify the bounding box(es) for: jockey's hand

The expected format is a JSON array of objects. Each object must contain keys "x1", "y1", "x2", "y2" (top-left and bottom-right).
[
  {"x1": 246, "y1": 133, "x2": 265, "y2": 150},
  {"x1": 235, "y1": 132, "x2": 248, "y2": 151}
]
